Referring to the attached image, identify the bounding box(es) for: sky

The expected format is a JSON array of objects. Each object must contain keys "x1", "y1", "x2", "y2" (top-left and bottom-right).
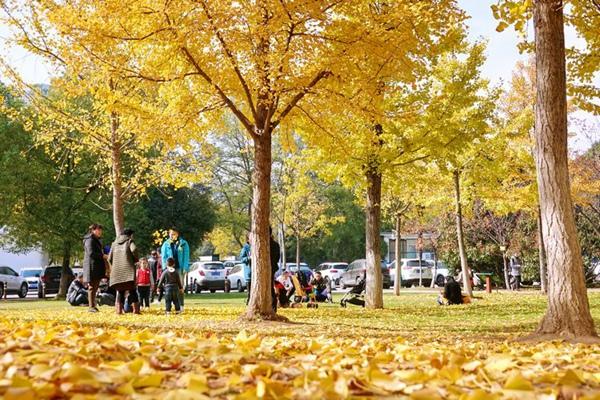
[{"x1": 0, "y1": 1, "x2": 597, "y2": 151}]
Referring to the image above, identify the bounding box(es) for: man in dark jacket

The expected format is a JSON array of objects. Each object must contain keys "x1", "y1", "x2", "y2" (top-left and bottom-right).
[
  {"x1": 270, "y1": 227, "x2": 280, "y2": 313},
  {"x1": 67, "y1": 273, "x2": 88, "y2": 306},
  {"x1": 82, "y1": 223, "x2": 106, "y2": 313}
]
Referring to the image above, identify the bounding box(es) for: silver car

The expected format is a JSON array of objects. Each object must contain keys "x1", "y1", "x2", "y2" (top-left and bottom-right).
[
  {"x1": 19, "y1": 267, "x2": 43, "y2": 292},
  {"x1": 0, "y1": 266, "x2": 29, "y2": 298}
]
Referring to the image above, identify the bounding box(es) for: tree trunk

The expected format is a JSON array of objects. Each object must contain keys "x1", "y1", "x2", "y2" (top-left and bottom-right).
[
  {"x1": 532, "y1": 0, "x2": 596, "y2": 340},
  {"x1": 394, "y1": 214, "x2": 401, "y2": 296},
  {"x1": 245, "y1": 132, "x2": 278, "y2": 320},
  {"x1": 430, "y1": 250, "x2": 438, "y2": 288},
  {"x1": 57, "y1": 242, "x2": 71, "y2": 299},
  {"x1": 453, "y1": 170, "x2": 472, "y2": 296},
  {"x1": 110, "y1": 112, "x2": 124, "y2": 236},
  {"x1": 280, "y1": 223, "x2": 286, "y2": 269},
  {"x1": 503, "y1": 252, "x2": 511, "y2": 290},
  {"x1": 365, "y1": 168, "x2": 383, "y2": 309},
  {"x1": 537, "y1": 205, "x2": 548, "y2": 294},
  {"x1": 295, "y1": 235, "x2": 300, "y2": 271}
]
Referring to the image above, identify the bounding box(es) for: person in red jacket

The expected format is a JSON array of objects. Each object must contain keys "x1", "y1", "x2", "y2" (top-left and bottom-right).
[{"x1": 136, "y1": 258, "x2": 154, "y2": 309}]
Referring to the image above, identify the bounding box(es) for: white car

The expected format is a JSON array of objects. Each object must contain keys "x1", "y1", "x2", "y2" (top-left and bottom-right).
[
  {"x1": 0, "y1": 266, "x2": 29, "y2": 298},
  {"x1": 188, "y1": 261, "x2": 227, "y2": 293},
  {"x1": 315, "y1": 262, "x2": 348, "y2": 288},
  {"x1": 432, "y1": 263, "x2": 482, "y2": 288},
  {"x1": 19, "y1": 267, "x2": 43, "y2": 292},
  {"x1": 388, "y1": 259, "x2": 433, "y2": 287},
  {"x1": 227, "y1": 264, "x2": 248, "y2": 292}
]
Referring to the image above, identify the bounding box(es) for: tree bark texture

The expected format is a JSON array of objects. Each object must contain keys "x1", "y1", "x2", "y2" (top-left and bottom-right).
[
  {"x1": 503, "y1": 253, "x2": 511, "y2": 290},
  {"x1": 110, "y1": 112, "x2": 125, "y2": 236},
  {"x1": 365, "y1": 168, "x2": 383, "y2": 309},
  {"x1": 394, "y1": 214, "x2": 401, "y2": 296},
  {"x1": 453, "y1": 170, "x2": 472, "y2": 296},
  {"x1": 57, "y1": 242, "x2": 71, "y2": 299},
  {"x1": 245, "y1": 132, "x2": 276, "y2": 319},
  {"x1": 537, "y1": 206, "x2": 548, "y2": 294},
  {"x1": 533, "y1": 0, "x2": 596, "y2": 339}
]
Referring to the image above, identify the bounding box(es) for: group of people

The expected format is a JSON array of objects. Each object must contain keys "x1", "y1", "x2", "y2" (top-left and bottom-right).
[
  {"x1": 239, "y1": 229, "x2": 332, "y2": 310},
  {"x1": 77, "y1": 224, "x2": 191, "y2": 315}
]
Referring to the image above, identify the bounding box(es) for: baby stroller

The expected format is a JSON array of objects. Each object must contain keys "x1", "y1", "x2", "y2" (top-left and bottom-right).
[{"x1": 340, "y1": 276, "x2": 366, "y2": 307}]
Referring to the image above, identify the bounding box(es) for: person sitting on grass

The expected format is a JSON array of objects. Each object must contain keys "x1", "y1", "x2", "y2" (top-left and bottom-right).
[
  {"x1": 311, "y1": 271, "x2": 332, "y2": 303},
  {"x1": 275, "y1": 270, "x2": 294, "y2": 308},
  {"x1": 157, "y1": 257, "x2": 184, "y2": 315},
  {"x1": 438, "y1": 276, "x2": 465, "y2": 305},
  {"x1": 67, "y1": 273, "x2": 88, "y2": 307}
]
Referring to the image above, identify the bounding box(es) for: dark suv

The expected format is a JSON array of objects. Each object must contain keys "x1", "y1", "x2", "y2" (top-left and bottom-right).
[{"x1": 38, "y1": 265, "x2": 74, "y2": 298}]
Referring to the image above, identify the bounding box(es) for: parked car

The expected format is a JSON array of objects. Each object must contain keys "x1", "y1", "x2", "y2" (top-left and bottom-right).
[
  {"x1": 278, "y1": 263, "x2": 313, "y2": 280},
  {"x1": 431, "y1": 264, "x2": 482, "y2": 288},
  {"x1": 0, "y1": 266, "x2": 29, "y2": 298},
  {"x1": 388, "y1": 259, "x2": 433, "y2": 288},
  {"x1": 188, "y1": 261, "x2": 227, "y2": 293},
  {"x1": 315, "y1": 262, "x2": 348, "y2": 287},
  {"x1": 223, "y1": 261, "x2": 237, "y2": 275},
  {"x1": 227, "y1": 264, "x2": 248, "y2": 292},
  {"x1": 38, "y1": 265, "x2": 75, "y2": 298},
  {"x1": 20, "y1": 267, "x2": 43, "y2": 292},
  {"x1": 340, "y1": 259, "x2": 391, "y2": 289}
]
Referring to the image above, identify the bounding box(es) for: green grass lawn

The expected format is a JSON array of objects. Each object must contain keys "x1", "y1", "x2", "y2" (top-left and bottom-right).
[{"x1": 1, "y1": 291, "x2": 599, "y2": 399}]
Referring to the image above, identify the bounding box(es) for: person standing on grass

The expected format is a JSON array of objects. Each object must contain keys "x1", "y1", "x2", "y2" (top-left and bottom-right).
[
  {"x1": 239, "y1": 234, "x2": 251, "y2": 305},
  {"x1": 270, "y1": 227, "x2": 281, "y2": 313},
  {"x1": 137, "y1": 258, "x2": 154, "y2": 309},
  {"x1": 510, "y1": 254, "x2": 522, "y2": 291},
  {"x1": 82, "y1": 223, "x2": 106, "y2": 313},
  {"x1": 109, "y1": 228, "x2": 140, "y2": 315},
  {"x1": 161, "y1": 228, "x2": 190, "y2": 310},
  {"x1": 157, "y1": 257, "x2": 183, "y2": 314}
]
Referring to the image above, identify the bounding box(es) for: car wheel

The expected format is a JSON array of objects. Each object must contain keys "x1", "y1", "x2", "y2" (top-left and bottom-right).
[
  {"x1": 0, "y1": 283, "x2": 4, "y2": 298},
  {"x1": 37, "y1": 288, "x2": 44, "y2": 298},
  {"x1": 194, "y1": 280, "x2": 201, "y2": 294},
  {"x1": 237, "y1": 280, "x2": 244, "y2": 293},
  {"x1": 335, "y1": 278, "x2": 341, "y2": 286},
  {"x1": 436, "y1": 275, "x2": 445, "y2": 287},
  {"x1": 355, "y1": 277, "x2": 361, "y2": 286},
  {"x1": 18, "y1": 283, "x2": 28, "y2": 298},
  {"x1": 210, "y1": 289, "x2": 216, "y2": 293}
]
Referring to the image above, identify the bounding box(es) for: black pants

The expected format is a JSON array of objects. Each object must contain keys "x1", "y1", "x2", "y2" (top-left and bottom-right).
[
  {"x1": 138, "y1": 286, "x2": 151, "y2": 307},
  {"x1": 69, "y1": 291, "x2": 88, "y2": 306},
  {"x1": 117, "y1": 289, "x2": 139, "y2": 306},
  {"x1": 164, "y1": 285, "x2": 180, "y2": 312}
]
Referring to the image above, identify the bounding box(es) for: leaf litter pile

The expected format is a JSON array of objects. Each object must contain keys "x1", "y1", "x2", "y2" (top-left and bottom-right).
[{"x1": 1, "y1": 292, "x2": 599, "y2": 399}]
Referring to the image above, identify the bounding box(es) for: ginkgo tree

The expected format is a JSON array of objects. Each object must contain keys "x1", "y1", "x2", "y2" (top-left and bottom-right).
[
  {"x1": 272, "y1": 151, "x2": 344, "y2": 270},
  {"x1": 494, "y1": 0, "x2": 597, "y2": 341},
  {"x1": 1, "y1": 0, "x2": 469, "y2": 318},
  {"x1": 1, "y1": 3, "x2": 204, "y2": 236}
]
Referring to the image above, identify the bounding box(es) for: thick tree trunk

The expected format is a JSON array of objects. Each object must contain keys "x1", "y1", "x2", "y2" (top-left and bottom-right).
[
  {"x1": 532, "y1": 0, "x2": 596, "y2": 340},
  {"x1": 365, "y1": 168, "x2": 383, "y2": 309},
  {"x1": 453, "y1": 170, "x2": 472, "y2": 296},
  {"x1": 537, "y1": 206, "x2": 548, "y2": 294},
  {"x1": 245, "y1": 132, "x2": 278, "y2": 320},
  {"x1": 110, "y1": 112, "x2": 124, "y2": 236},
  {"x1": 57, "y1": 242, "x2": 71, "y2": 299},
  {"x1": 394, "y1": 214, "x2": 401, "y2": 296}
]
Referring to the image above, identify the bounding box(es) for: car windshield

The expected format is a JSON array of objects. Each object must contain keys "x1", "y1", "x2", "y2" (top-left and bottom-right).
[
  {"x1": 203, "y1": 263, "x2": 224, "y2": 270},
  {"x1": 45, "y1": 267, "x2": 62, "y2": 275},
  {"x1": 332, "y1": 264, "x2": 348, "y2": 270},
  {"x1": 22, "y1": 270, "x2": 41, "y2": 277}
]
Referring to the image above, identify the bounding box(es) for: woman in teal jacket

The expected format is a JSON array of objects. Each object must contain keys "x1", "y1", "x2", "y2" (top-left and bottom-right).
[{"x1": 161, "y1": 228, "x2": 190, "y2": 308}]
